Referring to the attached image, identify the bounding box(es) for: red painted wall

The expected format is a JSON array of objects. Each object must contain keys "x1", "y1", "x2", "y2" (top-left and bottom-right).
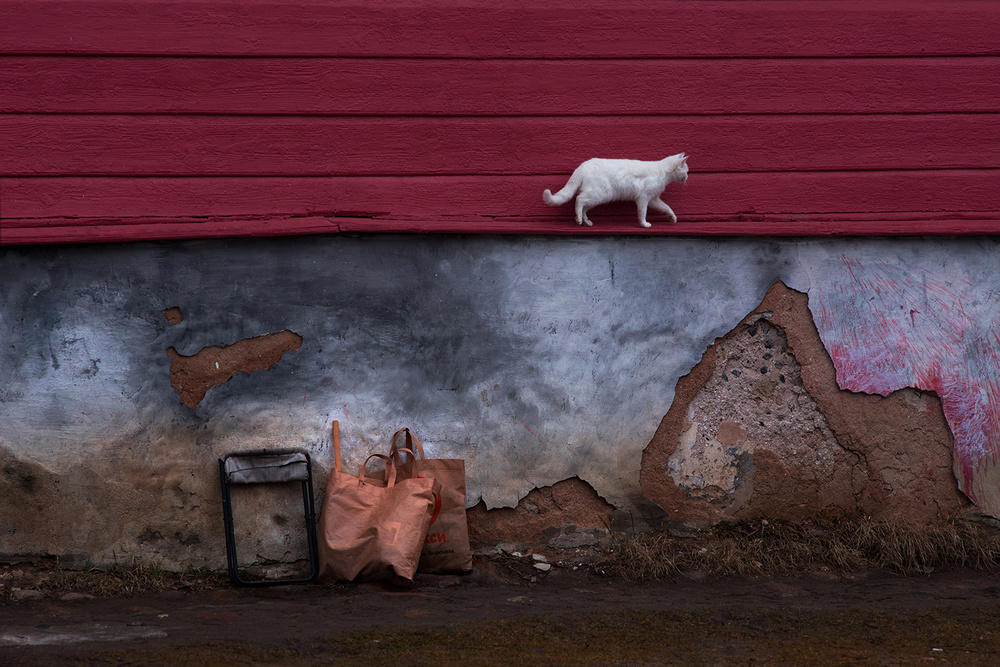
[{"x1": 2, "y1": 0, "x2": 1000, "y2": 244}]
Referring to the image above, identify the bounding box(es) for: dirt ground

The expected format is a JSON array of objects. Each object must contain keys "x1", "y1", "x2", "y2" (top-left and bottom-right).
[{"x1": 3, "y1": 558, "x2": 1000, "y2": 666}]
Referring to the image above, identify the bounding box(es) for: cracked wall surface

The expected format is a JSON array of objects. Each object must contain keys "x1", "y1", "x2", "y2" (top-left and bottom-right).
[
  {"x1": 466, "y1": 477, "x2": 614, "y2": 553},
  {"x1": 807, "y1": 254, "x2": 1000, "y2": 516},
  {"x1": 642, "y1": 282, "x2": 969, "y2": 526},
  {"x1": 666, "y1": 316, "x2": 846, "y2": 516},
  {"x1": 0, "y1": 237, "x2": 996, "y2": 568}
]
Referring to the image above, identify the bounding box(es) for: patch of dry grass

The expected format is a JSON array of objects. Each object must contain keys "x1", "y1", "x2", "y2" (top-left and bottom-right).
[
  {"x1": 598, "y1": 516, "x2": 1000, "y2": 581},
  {"x1": 1, "y1": 557, "x2": 226, "y2": 600}
]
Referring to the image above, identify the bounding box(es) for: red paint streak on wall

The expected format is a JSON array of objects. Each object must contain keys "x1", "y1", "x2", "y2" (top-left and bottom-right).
[{"x1": 812, "y1": 258, "x2": 1000, "y2": 508}]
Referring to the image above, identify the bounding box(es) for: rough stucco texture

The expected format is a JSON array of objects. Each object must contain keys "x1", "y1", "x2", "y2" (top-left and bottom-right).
[
  {"x1": 808, "y1": 255, "x2": 1000, "y2": 516},
  {"x1": 0, "y1": 236, "x2": 997, "y2": 568},
  {"x1": 466, "y1": 477, "x2": 614, "y2": 552},
  {"x1": 641, "y1": 282, "x2": 969, "y2": 526}
]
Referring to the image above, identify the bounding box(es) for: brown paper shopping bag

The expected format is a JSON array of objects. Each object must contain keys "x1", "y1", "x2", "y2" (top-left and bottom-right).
[
  {"x1": 318, "y1": 421, "x2": 441, "y2": 583},
  {"x1": 390, "y1": 428, "x2": 473, "y2": 574}
]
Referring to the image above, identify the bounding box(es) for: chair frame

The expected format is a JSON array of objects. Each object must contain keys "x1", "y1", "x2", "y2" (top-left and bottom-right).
[{"x1": 218, "y1": 448, "x2": 319, "y2": 586}]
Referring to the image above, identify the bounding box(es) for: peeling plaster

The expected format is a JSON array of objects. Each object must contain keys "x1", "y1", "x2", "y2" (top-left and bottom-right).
[
  {"x1": 642, "y1": 281, "x2": 967, "y2": 525},
  {"x1": 162, "y1": 306, "x2": 184, "y2": 324},
  {"x1": 1, "y1": 237, "x2": 998, "y2": 567},
  {"x1": 667, "y1": 317, "x2": 841, "y2": 509},
  {"x1": 798, "y1": 243, "x2": 1000, "y2": 517},
  {"x1": 167, "y1": 330, "x2": 303, "y2": 408},
  {"x1": 467, "y1": 476, "x2": 614, "y2": 551}
]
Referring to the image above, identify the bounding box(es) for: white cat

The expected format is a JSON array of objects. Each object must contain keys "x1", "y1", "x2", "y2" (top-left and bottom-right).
[{"x1": 543, "y1": 153, "x2": 689, "y2": 228}]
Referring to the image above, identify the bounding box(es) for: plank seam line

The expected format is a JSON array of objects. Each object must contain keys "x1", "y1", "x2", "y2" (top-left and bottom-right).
[
  {"x1": 6, "y1": 112, "x2": 1000, "y2": 119},
  {"x1": 5, "y1": 53, "x2": 1000, "y2": 60},
  {"x1": 5, "y1": 168, "x2": 1000, "y2": 178}
]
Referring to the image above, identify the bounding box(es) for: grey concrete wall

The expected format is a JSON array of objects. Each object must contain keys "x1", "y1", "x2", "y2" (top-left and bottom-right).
[{"x1": 1, "y1": 236, "x2": 998, "y2": 569}]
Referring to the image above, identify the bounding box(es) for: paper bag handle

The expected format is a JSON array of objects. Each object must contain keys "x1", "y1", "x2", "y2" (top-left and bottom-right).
[
  {"x1": 389, "y1": 427, "x2": 426, "y2": 464},
  {"x1": 392, "y1": 447, "x2": 422, "y2": 479},
  {"x1": 360, "y1": 453, "x2": 397, "y2": 487}
]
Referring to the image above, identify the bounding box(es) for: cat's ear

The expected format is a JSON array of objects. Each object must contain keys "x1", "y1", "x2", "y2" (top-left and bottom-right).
[{"x1": 679, "y1": 153, "x2": 688, "y2": 164}]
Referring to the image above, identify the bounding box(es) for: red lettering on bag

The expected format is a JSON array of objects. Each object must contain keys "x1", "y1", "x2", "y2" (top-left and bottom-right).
[
  {"x1": 428, "y1": 493, "x2": 442, "y2": 526},
  {"x1": 425, "y1": 532, "x2": 446, "y2": 544}
]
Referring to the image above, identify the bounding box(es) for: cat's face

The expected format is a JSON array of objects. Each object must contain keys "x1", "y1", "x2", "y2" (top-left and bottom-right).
[{"x1": 675, "y1": 155, "x2": 689, "y2": 182}]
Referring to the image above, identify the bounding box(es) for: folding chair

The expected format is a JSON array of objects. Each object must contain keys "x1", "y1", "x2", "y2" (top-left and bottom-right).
[{"x1": 218, "y1": 449, "x2": 319, "y2": 586}]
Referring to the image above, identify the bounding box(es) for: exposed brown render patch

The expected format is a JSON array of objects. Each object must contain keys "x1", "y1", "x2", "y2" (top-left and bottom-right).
[
  {"x1": 466, "y1": 477, "x2": 614, "y2": 552},
  {"x1": 167, "y1": 330, "x2": 303, "y2": 408},
  {"x1": 162, "y1": 307, "x2": 184, "y2": 324},
  {"x1": 640, "y1": 281, "x2": 968, "y2": 528}
]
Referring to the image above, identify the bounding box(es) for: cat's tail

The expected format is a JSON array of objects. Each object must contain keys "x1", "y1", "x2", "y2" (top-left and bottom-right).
[{"x1": 543, "y1": 170, "x2": 583, "y2": 206}]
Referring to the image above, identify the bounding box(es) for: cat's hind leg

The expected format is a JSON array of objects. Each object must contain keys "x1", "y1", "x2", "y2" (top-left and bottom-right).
[
  {"x1": 649, "y1": 197, "x2": 677, "y2": 224},
  {"x1": 575, "y1": 196, "x2": 595, "y2": 226}
]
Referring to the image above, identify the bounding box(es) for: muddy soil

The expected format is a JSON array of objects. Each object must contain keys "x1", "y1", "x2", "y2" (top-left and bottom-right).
[{"x1": 3, "y1": 562, "x2": 1000, "y2": 666}]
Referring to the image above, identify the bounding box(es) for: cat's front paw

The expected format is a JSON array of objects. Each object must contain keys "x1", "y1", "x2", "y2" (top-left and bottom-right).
[{"x1": 640, "y1": 221, "x2": 652, "y2": 228}]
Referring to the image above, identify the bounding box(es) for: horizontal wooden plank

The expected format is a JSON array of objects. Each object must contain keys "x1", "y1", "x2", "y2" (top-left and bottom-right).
[
  {"x1": 0, "y1": 216, "x2": 336, "y2": 244},
  {"x1": 5, "y1": 57, "x2": 1000, "y2": 116},
  {"x1": 6, "y1": 172, "x2": 1000, "y2": 221},
  {"x1": 9, "y1": 211, "x2": 1000, "y2": 230},
  {"x1": 3, "y1": 115, "x2": 998, "y2": 176},
  {"x1": 5, "y1": 215, "x2": 1000, "y2": 246},
  {"x1": 2, "y1": 1, "x2": 999, "y2": 57}
]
